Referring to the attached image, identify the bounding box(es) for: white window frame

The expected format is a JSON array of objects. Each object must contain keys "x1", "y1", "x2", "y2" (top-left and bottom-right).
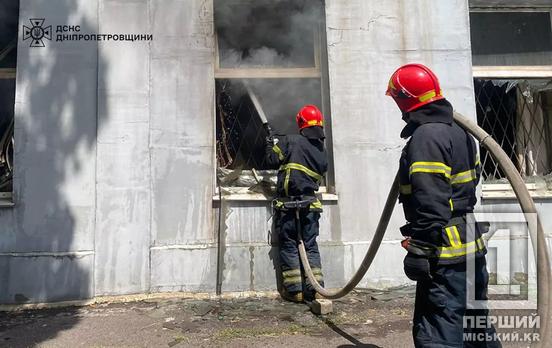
[{"x1": 470, "y1": 6, "x2": 552, "y2": 199}]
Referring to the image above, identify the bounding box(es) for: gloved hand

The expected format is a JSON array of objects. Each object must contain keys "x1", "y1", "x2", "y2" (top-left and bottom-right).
[
  {"x1": 477, "y1": 221, "x2": 490, "y2": 234},
  {"x1": 264, "y1": 122, "x2": 278, "y2": 146},
  {"x1": 401, "y1": 237, "x2": 437, "y2": 257},
  {"x1": 400, "y1": 224, "x2": 412, "y2": 237},
  {"x1": 404, "y1": 253, "x2": 432, "y2": 281},
  {"x1": 263, "y1": 122, "x2": 274, "y2": 137},
  {"x1": 266, "y1": 135, "x2": 278, "y2": 146}
]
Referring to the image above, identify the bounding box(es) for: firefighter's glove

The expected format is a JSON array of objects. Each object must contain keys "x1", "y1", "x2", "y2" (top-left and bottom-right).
[
  {"x1": 478, "y1": 221, "x2": 491, "y2": 234},
  {"x1": 265, "y1": 135, "x2": 278, "y2": 146},
  {"x1": 263, "y1": 122, "x2": 274, "y2": 137},
  {"x1": 401, "y1": 237, "x2": 437, "y2": 257},
  {"x1": 404, "y1": 253, "x2": 432, "y2": 281},
  {"x1": 400, "y1": 224, "x2": 412, "y2": 237},
  {"x1": 264, "y1": 122, "x2": 279, "y2": 146}
]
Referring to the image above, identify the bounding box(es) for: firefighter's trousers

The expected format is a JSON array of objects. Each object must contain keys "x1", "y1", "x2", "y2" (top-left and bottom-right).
[
  {"x1": 276, "y1": 210, "x2": 324, "y2": 294},
  {"x1": 413, "y1": 256, "x2": 501, "y2": 348}
]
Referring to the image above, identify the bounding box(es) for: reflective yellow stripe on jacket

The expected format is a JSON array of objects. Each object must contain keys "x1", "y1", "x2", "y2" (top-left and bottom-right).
[
  {"x1": 280, "y1": 163, "x2": 322, "y2": 181},
  {"x1": 284, "y1": 168, "x2": 291, "y2": 196},
  {"x1": 310, "y1": 199, "x2": 323, "y2": 210},
  {"x1": 439, "y1": 225, "x2": 485, "y2": 259},
  {"x1": 445, "y1": 226, "x2": 462, "y2": 248},
  {"x1": 409, "y1": 161, "x2": 452, "y2": 178},
  {"x1": 451, "y1": 169, "x2": 477, "y2": 185},
  {"x1": 439, "y1": 237, "x2": 486, "y2": 258},
  {"x1": 272, "y1": 144, "x2": 284, "y2": 161},
  {"x1": 280, "y1": 162, "x2": 323, "y2": 197},
  {"x1": 409, "y1": 161, "x2": 478, "y2": 185}
]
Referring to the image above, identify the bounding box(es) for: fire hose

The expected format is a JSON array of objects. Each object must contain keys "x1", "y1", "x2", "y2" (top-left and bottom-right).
[{"x1": 297, "y1": 111, "x2": 552, "y2": 347}]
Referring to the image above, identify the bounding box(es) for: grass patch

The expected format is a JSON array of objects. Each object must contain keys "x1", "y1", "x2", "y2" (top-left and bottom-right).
[{"x1": 168, "y1": 334, "x2": 188, "y2": 347}]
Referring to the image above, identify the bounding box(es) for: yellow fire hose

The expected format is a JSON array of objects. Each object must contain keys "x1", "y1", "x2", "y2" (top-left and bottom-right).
[{"x1": 297, "y1": 112, "x2": 552, "y2": 347}]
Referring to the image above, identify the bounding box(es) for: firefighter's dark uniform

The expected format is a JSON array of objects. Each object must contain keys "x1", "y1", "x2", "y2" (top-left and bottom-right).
[
  {"x1": 399, "y1": 100, "x2": 501, "y2": 348},
  {"x1": 266, "y1": 129, "x2": 327, "y2": 296}
]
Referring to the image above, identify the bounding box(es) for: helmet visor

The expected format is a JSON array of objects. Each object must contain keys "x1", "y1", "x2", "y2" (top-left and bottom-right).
[{"x1": 387, "y1": 87, "x2": 411, "y2": 99}]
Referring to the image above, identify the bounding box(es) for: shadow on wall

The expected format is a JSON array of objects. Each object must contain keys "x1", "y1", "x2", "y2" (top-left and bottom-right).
[{"x1": 0, "y1": 0, "x2": 107, "y2": 345}]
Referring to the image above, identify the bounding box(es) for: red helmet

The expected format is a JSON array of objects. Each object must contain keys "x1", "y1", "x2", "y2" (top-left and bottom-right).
[
  {"x1": 385, "y1": 63, "x2": 444, "y2": 113},
  {"x1": 296, "y1": 105, "x2": 324, "y2": 130}
]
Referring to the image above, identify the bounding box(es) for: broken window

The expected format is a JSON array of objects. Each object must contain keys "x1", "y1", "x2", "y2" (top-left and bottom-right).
[
  {"x1": 214, "y1": 0, "x2": 331, "y2": 194},
  {"x1": 474, "y1": 79, "x2": 552, "y2": 183},
  {"x1": 470, "y1": 6, "x2": 552, "y2": 191},
  {"x1": 0, "y1": 0, "x2": 19, "y2": 199}
]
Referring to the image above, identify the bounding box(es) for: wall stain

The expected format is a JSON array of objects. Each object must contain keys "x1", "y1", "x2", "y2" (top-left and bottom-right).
[
  {"x1": 249, "y1": 246, "x2": 255, "y2": 291},
  {"x1": 216, "y1": 196, "x2": 232, "y2": 294}
]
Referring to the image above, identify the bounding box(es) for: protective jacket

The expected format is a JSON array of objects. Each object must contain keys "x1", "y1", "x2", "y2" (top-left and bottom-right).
[
  {"x1": 266, "y1": 131, "x2": 327, "y2": 210},
  {"x1": 399, "y1": 100, "x2": 486, "y2": 264}
]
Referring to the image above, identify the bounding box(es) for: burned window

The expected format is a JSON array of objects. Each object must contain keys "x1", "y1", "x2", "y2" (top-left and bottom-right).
[
  {"x1": 470, "y1": 6, "x2": 552, "y2": 187},
  {"x1": 474, "y1": 79, "x2": 552, "y2": 183},
  {"x1": 470, "y1": 11, "x2": 552, "y2": 66},
  {"x1": 0, "y1": 0, "x2": 19, "y2": 197},
  {"x1": 214, "y1": 0, "x2": 331, "y2": 191}
]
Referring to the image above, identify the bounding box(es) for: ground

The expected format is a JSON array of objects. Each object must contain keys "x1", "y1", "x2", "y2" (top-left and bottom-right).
[
  {"x1": 0, "y1": 287, "x2": 538, "y2": 347},
  {"x1": 0, "y1": 288, "x2": 414, "y2": 348}
]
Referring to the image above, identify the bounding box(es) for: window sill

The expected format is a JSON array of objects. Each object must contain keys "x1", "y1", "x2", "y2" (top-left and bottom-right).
[
  {"x1": 482, "y1": 183, "x2": 552, "y2": 200},
  {"x1": 213, "y1": 187, "x2": 338, "y2": 202},
  {"x1": 473, "y1": 66, "x2": 552, "y2": 79},
  {"x1": 0, "y1": 192, "x2": 14, "y2": 207}
]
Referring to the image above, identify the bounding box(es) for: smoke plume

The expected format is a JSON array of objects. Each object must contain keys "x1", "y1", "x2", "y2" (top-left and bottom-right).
[{"x1": 214, "y1": 0, "x2": 326, "y2": 134}]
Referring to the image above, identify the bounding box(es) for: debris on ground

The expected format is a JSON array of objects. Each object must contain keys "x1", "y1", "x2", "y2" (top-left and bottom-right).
[
  {"x1": 0, "y1": 290, "x2": 414, "y2": 347},
  {"x1": 0, "y1": 287, "x2": 531, "y2": 347}
]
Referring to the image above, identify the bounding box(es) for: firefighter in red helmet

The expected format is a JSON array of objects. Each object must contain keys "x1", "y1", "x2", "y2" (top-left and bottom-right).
[
  {"x1": 387, "y1": 64, "x2": 501, "y2": 347},
  {"x1": 265, "y1": 105, "x2": 327, "y2": 303}
]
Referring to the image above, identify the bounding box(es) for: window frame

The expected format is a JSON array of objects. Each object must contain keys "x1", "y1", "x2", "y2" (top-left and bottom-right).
[
  {"x1": 0, "y1": 31, "x2": 17, "y2": 206},
  {"x1": 470, "y1": 6, "x2": 552, "y2": 199},
  {"x1": 0, "y1": 38, "x2": 17, "y2": 83},
  {"x1": 212, "y1": 17, "x2": 337, "y2": 201},
  {"x1": 470, "y1": 7, "x2": 552, "y2": 78}
]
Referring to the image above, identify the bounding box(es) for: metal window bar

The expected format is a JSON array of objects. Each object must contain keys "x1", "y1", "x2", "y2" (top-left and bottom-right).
[
  {"x1": 216, "y1": 80, "x2": 270, "y2": 171},
  {"x1": 474, "y1": 79, "x2": 552, "y2": 182},
  {"x1": 0, "y1": 38, "x2": 16, "y2": 63},
  {"x1": 0, "y1": 39, "x2": 16, "y2": 192}
]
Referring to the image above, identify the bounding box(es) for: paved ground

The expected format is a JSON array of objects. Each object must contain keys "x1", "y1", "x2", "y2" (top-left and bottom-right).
[
  {"x1": 0, "y1": 287, "x2": 539, "y2": 347},
  {"x1": 0, "y1": 288, "x2": 415, "y2": 348}
]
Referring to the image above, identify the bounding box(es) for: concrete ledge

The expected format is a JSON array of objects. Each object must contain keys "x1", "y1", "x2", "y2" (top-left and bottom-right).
[
  {"x1": 0, "y1": 290, "x2": 283, "y2": 312},
  {"x1": 0, "y1": 193, "x2": 14, "y2": 208},
  {"x1": 213, "y1": 192, "x2": 339, "y2": 202},
  {"x1": 0, "y1": 288, "x2": 368, "y2": 312}
]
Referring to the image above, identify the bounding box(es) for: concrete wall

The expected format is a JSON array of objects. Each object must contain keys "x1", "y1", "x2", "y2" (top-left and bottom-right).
[
  {"x1": 322, "y1": 0, "x2": 478, "y2": 287},
  {"x1": 0, "y1": 0, "x2": 99, "y2": 304},
  {"x1": 2, "y1": 0, "x2": 216, "y2": 305},
  {"x1": 2, "y1": 0, "x2": 550, "y2": 304},
  {"x1": 479, "y1": 199, "x2": 552, "y2": 281}
]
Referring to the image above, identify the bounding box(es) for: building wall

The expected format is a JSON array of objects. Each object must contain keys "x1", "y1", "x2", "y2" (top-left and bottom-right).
[
  {"x1": 0, "y1": 0, "x2": 99, "y2": 304},
  {"x1": 1, "y1": 0, "x2": 549, "y2": 304},
  {"x1": 323, "y1": 0, "x2": 478, "y2": 287}
]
